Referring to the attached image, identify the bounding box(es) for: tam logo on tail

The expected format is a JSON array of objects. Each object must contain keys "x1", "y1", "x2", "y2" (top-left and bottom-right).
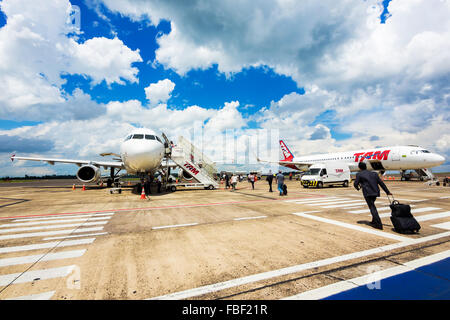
[{"x1": 279, "y1": 140, "x2": 294, "y2": 162}]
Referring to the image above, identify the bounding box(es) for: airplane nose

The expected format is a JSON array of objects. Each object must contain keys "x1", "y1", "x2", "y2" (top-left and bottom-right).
[{"x1": 435, "y1": 154, "x2": 445, "y2": 165}]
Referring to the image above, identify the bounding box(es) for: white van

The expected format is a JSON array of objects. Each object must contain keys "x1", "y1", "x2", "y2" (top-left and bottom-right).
[{"x1": 301, "y1": 163, "x2": 351, "y2": 188}]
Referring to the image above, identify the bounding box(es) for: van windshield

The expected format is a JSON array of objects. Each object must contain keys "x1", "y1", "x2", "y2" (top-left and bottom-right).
[{"x1": 306, "y1": 168, "x2": 321, "y2": 175}]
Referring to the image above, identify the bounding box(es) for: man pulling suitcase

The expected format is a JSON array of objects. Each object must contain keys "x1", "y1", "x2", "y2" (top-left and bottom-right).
[{"x1": 354, "y1": 162, "x2": 392, "y2": 230}]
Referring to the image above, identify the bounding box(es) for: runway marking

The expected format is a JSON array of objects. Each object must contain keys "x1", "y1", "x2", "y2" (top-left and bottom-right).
[
  {"x1": 0, "y1": 265, "x2": 76, "y2": 286},
  {"x1": 439, "y1": 196, "x2": 450, "y2": 199},
  {"x1": 282, "y1": 250, "x2": 450, "y2": 300},
  {"x1": 283, "y1": 197, "x2": 339, "y2": 203},
  {"x1": 320, "y1": 202, "x2": 367, "y2": 209},
  {"x1": 0, "y1": 238, "x2": 95, "y2": 254},
  {"x1": 43, "y1": 232, "x2": 108, "y2": 241},
  {"x1": 415, "y1": 211, "x2": 450, "y2": 222},
  {"x1": 0, "y1": 249, "x2": 86, "y2": 267},
  {"x1": 11, "y1": 212, "x2": 115, "y2": 222},
  {"x1": 5, "y1": 290, "x2": 55, "y2": 300},
  {"x1": 0, "y1": 226, "x2": 104, "y2": 241},
  {"x1": 292, "y1": 212, "x2": 409, "y2": 241},
  {"x1": 284, "y1": 197, "x2": 344, "y2": 204},
  {"x1": 0, "y1": 197, "x2": 316, "y2": 220},
  {"x1": 392, "y1": 198, "x2": 428, "y2": 202},
  {"x1": 0, "y1": 221, "x2": 108, "y2": 234},
  {"x1": 348, "y1": 206, "x2": 417, "y2": 214},
  {"x1": 289, "y1": 199, "x2": 354, "y2": 205},
  {"x1": 0, "y1": 216, "x2": 111, "y2": 228},
  {"x1": 234, "y1": 216, "x2": 267, "y2": 221},
  {"x1": 147, "y1": 231, "x2": 450, "y2": 300},
  {"x1": 377, "y1": 207, "x2": 442, "y2": 218},
  {"x1": 431, "y1": 222, "x2": 450, "y2": 230},
  {"x1": 152, "y1": 223, "x2": 199, "y2": 230}
]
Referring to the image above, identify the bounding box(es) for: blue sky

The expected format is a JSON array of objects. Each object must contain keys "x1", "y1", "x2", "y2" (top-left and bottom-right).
[{"x1": 0, "y1": 0, "x2": 449, "y2": 176}]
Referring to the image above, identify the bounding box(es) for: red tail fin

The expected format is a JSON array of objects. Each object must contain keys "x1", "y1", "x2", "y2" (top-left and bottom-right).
[{"x1": 279, "y1": 140, "x2": 294, "y2": 162}]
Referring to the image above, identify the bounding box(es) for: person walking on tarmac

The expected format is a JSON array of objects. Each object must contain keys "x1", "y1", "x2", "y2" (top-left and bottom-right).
[
  {"x1": 266, "y1": 170, "x2": 273, "y2": 192},
  {"x1": 231, "y1": 174, "x2": 238, "y2": 191},
  {"x1": 225, "y1": 174, "x2": 230, "y2": 189},
  {"x1": 143, "y1": 177, "x2": 151, "y2": 196},
  {"x1": 248, "y1": 173, "x2": 256, "y2": 190},
  {"x1": 354, "y1": 161, "x2": 392, "y2": 230},
  {"x1": 276, "y1": 171, "x2": 285, "y2": 196},
  {"x1": 157, "y1": 174, "x2": 162, "y2": 193}
]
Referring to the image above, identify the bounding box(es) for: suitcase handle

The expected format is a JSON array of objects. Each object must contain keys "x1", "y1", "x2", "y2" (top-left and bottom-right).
[{"x1": 387, "y1": 194, "x2": 397, "y2": 204}]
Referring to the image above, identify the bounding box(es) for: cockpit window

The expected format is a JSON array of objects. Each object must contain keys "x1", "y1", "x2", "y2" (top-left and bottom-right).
[
  {"x1": 132, "y1": 134, "x2": 144, "y2": 139},
  {"x1": 145, "y1": 134, "x2": 156, "y2": 140},
  {"x1": 155, "y1": 136, "x2": 162, "y2": 143},
  {"x1": 421, "y1": 150, "x2": 430, "y2": 153},
  {"x1": 124, "y1": 135, "x2": 132, "y2": 141}
]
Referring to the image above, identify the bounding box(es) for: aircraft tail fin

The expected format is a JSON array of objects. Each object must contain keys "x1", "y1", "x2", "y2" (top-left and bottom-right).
[{"x1": 279, "y1": 140, "x2": 294, "y2": 162}]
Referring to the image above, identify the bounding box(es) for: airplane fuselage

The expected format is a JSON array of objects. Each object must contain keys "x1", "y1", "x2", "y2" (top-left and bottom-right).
[{"x1": 282, "y1": 145, "x2": 445, "y2": 172}]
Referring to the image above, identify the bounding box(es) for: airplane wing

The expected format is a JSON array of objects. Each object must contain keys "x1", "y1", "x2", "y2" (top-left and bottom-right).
[
  {"x1": 256, "y1": 156, "x2": 312, "y2": 171},
  {"x1": 10, "y1": 154, "x2": 124, "y2": 169}
]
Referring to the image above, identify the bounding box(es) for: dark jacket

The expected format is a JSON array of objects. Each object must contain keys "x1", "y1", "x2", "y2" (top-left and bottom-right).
[
  {"x1": 266, "y1": 175, "x2": 273, "y2": 183},
  {"x1": 354, "y1": 170, "x2": 390, "y2": 198}
]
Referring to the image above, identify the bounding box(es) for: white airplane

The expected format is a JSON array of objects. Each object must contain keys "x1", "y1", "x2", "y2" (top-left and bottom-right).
[
  {"x1": 258, "y1": 140, "x2": 446, "y2": 180},
  {"x1": 10, "y1": 128, "x2": 168, "y2": 187}
]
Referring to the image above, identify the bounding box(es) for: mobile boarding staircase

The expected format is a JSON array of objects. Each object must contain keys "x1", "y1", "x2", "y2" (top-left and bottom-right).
[{"x1": 164, "y1": 135, "x2": 219, "y2": 191}]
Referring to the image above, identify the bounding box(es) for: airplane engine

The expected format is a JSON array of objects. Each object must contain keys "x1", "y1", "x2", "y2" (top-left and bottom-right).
[
  {"x1": 76, "y1": 165, "x2": 101, "y2": 183},
  {"x1": 179, "y1": 168, "x2": 194, "y2": 181}
]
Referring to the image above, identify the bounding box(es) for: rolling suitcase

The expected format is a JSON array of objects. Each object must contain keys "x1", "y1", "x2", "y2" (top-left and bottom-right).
[
  {"x1": 282, "y1": 184, "x2": 288, "y2": 195},
  {"x1": 388, "y1": 195, "x2": 420, "y2": 234}
]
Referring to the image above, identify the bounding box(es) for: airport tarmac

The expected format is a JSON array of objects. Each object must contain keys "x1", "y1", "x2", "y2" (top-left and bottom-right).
[{"x1": 0, "y1": 178, "x2": 448, "y2": 300}]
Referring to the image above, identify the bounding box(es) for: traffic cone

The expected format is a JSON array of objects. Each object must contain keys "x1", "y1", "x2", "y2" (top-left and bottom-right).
[
  {"x1": 140, "y1": 186, "x2": 146, "y2": 200},
  {"x1": 82, "y1": 184, "x2": 86, "y2": 191},
  {"x1": 72, "y1": 184, "x2": 76, "y2": 190}
]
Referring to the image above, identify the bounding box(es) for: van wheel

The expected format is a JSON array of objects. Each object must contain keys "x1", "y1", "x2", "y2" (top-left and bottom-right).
[
  {"x1": 170, "y1": 186, "x2": 176, "y2": 192},
  {"x1": 207, "y1": 185, "x2": 214, "y2": 190},
  {"x1": 317, "y1": 182, "x2": 323, "y2": 188},
  {"x1": 343, "y1": 180, "x2": 349, "y2": 187}
]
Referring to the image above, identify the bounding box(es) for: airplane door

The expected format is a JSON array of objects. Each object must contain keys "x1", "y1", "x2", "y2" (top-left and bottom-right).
[{"x1": 391, "y1": 149, "x2": 400, "y2": 161}]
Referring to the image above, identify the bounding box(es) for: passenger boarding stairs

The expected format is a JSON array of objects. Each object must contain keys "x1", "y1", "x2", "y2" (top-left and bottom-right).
[
  {"x1": 415, "y1": 168, "x2": 436, "y2": 181},
  {"x1": 169, "y1": 136, "x2": 219, "y2": 189}
]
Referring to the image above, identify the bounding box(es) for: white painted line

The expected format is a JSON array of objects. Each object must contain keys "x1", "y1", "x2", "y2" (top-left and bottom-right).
[
  {"x1": 377, "y1": 207, "x2": 441, "y2": 218},
  {"x1": 43, "y1": 232, "x2": 108, "y2": 241},
  {"x1": 431, "y1": 222, "x2": 450, "y2": 230},
  {"x1": 439, "y1": 196, "x2": 450, "y2": 199},
  {"x1": 0, "y1": 216, "x2": 111, "y2": 228},
  {"x1": 0, "y1": 265, "x2": 76, "y2": 286},
  {"x1": 0, "y1": 249, "x2": 86, "y2": 267},
  {"x1": 320, "y1": 202, "x2": 367, "y2": 209},
  {"x1": 314, "y1": 199, "x2": 365, "y2": 205},
  {"x1": 284, "y1": 197, "x2": 340, "y2": 203},
  {"x1": 393, "y1": 198, "x2": 428, "y2": 202},
  {"x1": 412, "y1": 207, "x2": 441, "y2": 213},
  {"x1": 0, "y1": 238, "x2": 95, "y2": 254},
  {"x1": 147, "y1": 232, "x2": 450, "y2": 300},
  {"x1": 12, "y1": 212, "x2": 114, "y2": 222},
  {"x1": 0, "y1": 227, "x2": 104, "y2": 241},
  {"x1": 292, "y1": 212, "x2": 409, "y2": 241},
  {"x1": 349, "y1": 207, "x2": 396, "y2": 214},
  {"x1": 5, "y1": 291, "x2": 55, "y2": 300},
  {"x1": 152, "y1": 223, "x2": 199, "y2": 230},
  {"x1": 416, "y1": 211, "x2": 450, "y2": 222},
  {"x1": 283, "y1": 250, "x2": 450, "y2": 300},
  {"x1": 0, "y1": 221, "x2": 107, "y2": 234},
  {"x1": 293, "y1": 198, "x2": 351, "y2": 205},
  {"x1": 234, "y1": 216, "x2": 267, "y2": 221}
]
